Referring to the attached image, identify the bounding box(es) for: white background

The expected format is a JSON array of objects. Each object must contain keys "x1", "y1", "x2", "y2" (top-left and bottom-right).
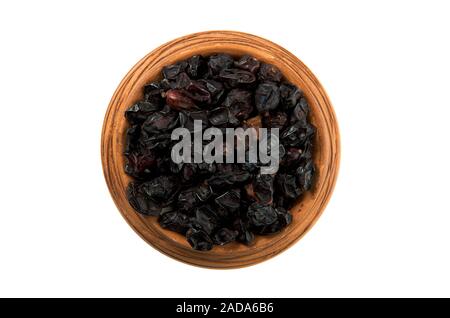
[{"x1": 0, "y1": 0, "x2": 449, "y2": 297}]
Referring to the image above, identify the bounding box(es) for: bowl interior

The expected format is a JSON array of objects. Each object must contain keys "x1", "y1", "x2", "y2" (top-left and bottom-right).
[{"x1": 102, "y1": 31, "x2": 339, "y2": 267}]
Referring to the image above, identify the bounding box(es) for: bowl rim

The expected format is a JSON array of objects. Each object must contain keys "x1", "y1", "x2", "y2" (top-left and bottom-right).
[{"x1": 101, "y1": 30, "x2": 340, "y2": 269}]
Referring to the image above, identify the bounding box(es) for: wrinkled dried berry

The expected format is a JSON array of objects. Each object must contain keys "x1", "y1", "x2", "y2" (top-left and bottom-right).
[
  {"x1": 186, "y1": 55, "x2": 206, "y2": 79},
  {"x1": 179, "y1": 110, "x2": 209, "y2": 132},
  {"x1": 281, "y1": 120, "x2": 315, "y2": 147},
  {"x1": 292, "y1": 97, "x2": 310, "y2": 123},
  {"x1": 200, "y1": 79, "x2": 225, "y2": 104},
  {"x1": 256, "y1": 207, "x2": 292, "y2": 235},
  {"x1": 208, "y1": 107, "x2": 229, "y2": 126},
  {"x1": 191, "y1": 205, "x2": 218, "y2": 235},
  {"x1": 158, "y1": 211, "x2": 190, "y2": 234},
  {"x1": 276, "y1": 174, "x2": 299, "y2": 199},
  {"x1": 215, "y1": 189, "x2": 241, "y2": 212},
  {"x1": 207, "y1": 165, "x2": 250, "y2": 188},
  {"x1": 174, "y1": 72, "x2": 191, "y2": 89},
  {"x1": 165, "y1": 89, "x2": 197, "y2": 111},
  {"x1": 185, "y1": 81, "x2": 211, "y2": 104},
  {"x1": 234, "y1": 55, "x2": 260, "y2": 73},
  {"x1": 253, "y1": 174, "x2": 274, "y2": 204},
  {"x1": 207, "y1": 54, "x2": 234, "y2": 75},
  {"x1": 296, "y1": 160, "x2": 315, "y2": 192},
  {"x1": 143, "y1": 82, "x2": 163, "y2": 104},
  {"x1": 125, "y1": 101, "x2": 161, "y2": 125},
  {"x1": 255, "y1": 82, "x2": 280, "y2": 112},
  {"x1": 142, "y1": 108, "x2": 179, "y2": 133},
  {"x1": 124, "y1": 54, "x2": 316, "y2": 251},
  {"x1": 141, "y1": 175, "x2": 178, "y2": 203},
  {"x1": 127, "y1": 181, "x2": 175, "y2": 216},
  {"x1": 283, "y1": 147, "x2": 303, "y2": 166},
  {"x1": 258, "y1": 63, "x2": 283, "y2": 82},
  {"x1": 125, "y1": 150, "x2": 156, "y2": 179},
  {"x1": 233, "y1": 218, "x2": 254, "y2": 245},
  {"x1": 219, "y1": 68, "x2": 256, "y2": 87},
  {"x1": 280, "y1": 82, "x2": 302, "y2": 109},
  {"x1": 247, "y1": 203, "x2": 278, "y2": 227},
  {"x1": 162, "y1": 61, "x2": 187, "y2": 80},
  {"x1": 186, "y1": 228, "x2": 213, "y2": 251},
  {"x1": 213, "y1": 228, "x2": 238, "y2": 245},
  {"x1": 178, "y1": 185, "x2": 212, "y2": 212},
  {"x1": 222, "y1": 89, "x2": 253, "y2": 121},
  {"x1": 262, "y1": 111, "x2": 288, "y2": 129}
]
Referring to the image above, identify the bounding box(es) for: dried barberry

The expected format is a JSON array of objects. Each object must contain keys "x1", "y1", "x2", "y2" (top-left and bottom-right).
[
  {"x1": 124, "y1": 53, "x2": 316, "y2": 251},
  {"x1": 219, "y1": 68, "x2": 256, "y2": 87},
  {"x1": 255, "y1": 82, "x2": 280, "y2": 112},
  {"x1": 258, "y1": 63, "x2": 283, "y2": 82},
  {"x1": 165, "y1": 89, "x2": 197, "y2": 111},
  {"x1": 186, "y1": 55, "x2": 206, "y2": 79},
  {"x1": 234, "y1": 55, "x2": 260, "y2": 73},
  {"x1": 125, "y1": 101, "x2": 161, "y2": 125},
  {"x1": 280, "y1": 82, "x2": 302, "y2": 109},
  {"x1": 207, "y1": 54, "x2": 234, "y2": 75}
]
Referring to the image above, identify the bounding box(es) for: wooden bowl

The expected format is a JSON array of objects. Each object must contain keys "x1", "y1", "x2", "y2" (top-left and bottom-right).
[{"x1": 101, "y1": 31, "x2": 340, "y2": 268}]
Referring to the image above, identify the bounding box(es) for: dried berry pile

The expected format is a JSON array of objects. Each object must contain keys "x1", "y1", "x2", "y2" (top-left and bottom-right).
[{"x1": 124, "y1": 54, "x2": 316, "y2": 251}]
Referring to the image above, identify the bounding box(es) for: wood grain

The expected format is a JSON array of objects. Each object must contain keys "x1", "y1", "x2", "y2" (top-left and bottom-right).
[{"x1": 101, "y1": 31, "x2": 340, "y2": 268}]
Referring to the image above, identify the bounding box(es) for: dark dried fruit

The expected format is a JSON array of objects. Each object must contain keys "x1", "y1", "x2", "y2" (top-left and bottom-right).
[
  {"x1": 125, "y1": 101, "x2": 161, "y2": 125},
  {"x1": 143, "y1": 82, "x2": 163, "y2": 104},
  {"x1": 127, "y1": 181, "x2": 175, "y2": 216},
  {"x1": 162, "y1": 61, "x2": 187, "y2": 80},
  {"x1": 208, "y1": 107, "x2": 229, "y2": 126},
  {"x1": 296, "y1": 160, "x2": 315, "y2": 192},
  {"x1": 207, "y1": 165, "x2": 250, "y2": 188},
  {"x1": 124, "y1": 53, "x2": 316, "y2": 251},
  {"x1": 222, "y1": 89, "x2": 253, "y2": 121},
  {"x1": 258, "y1": 63, "x2": 283, "y2": 82},
  {"x1": 233, "y1": 218, "x2": 254, "y2": 245},
  {"x1": 280, "y1": 82, "x2": 302, "y2": 109},
  {"x1": 207, "y1": 54, "x2": 234, "y2": 75},
  {"x1": 125, "y1": 150, "x2": 156, "y2": 179},
  {"x1": 255, "y1": 82, "x2": 280, "y2": 112},
  {"x1": 213, "y1": 228, "x2": 238, "y2": 245},
  {"x1": 158, "y1": 211, "x2": 190, "y2": 234},
  {"x1": 292, "y1": 97, "x2": 310, "y2": 123},
  {"x1": 283, "y1": 147, "x2": 303, "y2": 166},
  {"x1": 179, "y1": 110, "x2": 209, "y2": 132},
  {"x1": 234, "y1": 55, "x2": 260, "y2": 73},
  {"x1": 262, "y1": 111, "x2": 288, "y2": 129},
  {"x1": 276, "y1": 174, "x2": 299, "y2": 199},
  {"x1": 186, "y1": 228, "x2": 213, "y2": 251},
  {"x1": 186, "y1": 55, "x2": 206, "y2": 79},
  {"x1": 191, "y1": 205, "x2": 218, "y2": 235},
  {"x1": 142, "y1": 108, "x2": 178, "y2": 133},
  {"x1": 214, "y1": 189, "x2": 241, "y2": 211},
  {"x1": 165, "y1": 89, "x2": 197, "y2": 110},
  {"x1": 174, "y1": 72, "x2": 192, "y2": 89},
  {"x1": 124, "y1": 125, "x2": 140, "y2": 155},
  {"x1": 200, "y1": 79, "x2": 225, "y2": 104},
  {"x1": 247, "y1": 203, "x2": 278, "y2": 227},
  {"x1": 219, "y1": 68, "x2": 256, "y2": 87},
  {"x1": 141, "y1": 175, "x2": 178, "y2": 203},
  {"x1": 253, "y1": 174, "x2": 274, "y2": 204},
  {"x1": 256, "y1": 207, "x2": 292, "y2": 235},
  {"x1": 178, "y1": 185, "x2": 212, "y2": 212},
  {"x1": 281, "y1": 120, "x2": 316, "y2": 147},
  {"x1": 185, "y1": 81, "x2": 211, "y2": 104}
]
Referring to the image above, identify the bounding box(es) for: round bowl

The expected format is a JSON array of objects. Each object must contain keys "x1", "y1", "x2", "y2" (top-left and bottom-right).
[{"x1": 101, "y1": 31, "x2": 340, "y2": 268}]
